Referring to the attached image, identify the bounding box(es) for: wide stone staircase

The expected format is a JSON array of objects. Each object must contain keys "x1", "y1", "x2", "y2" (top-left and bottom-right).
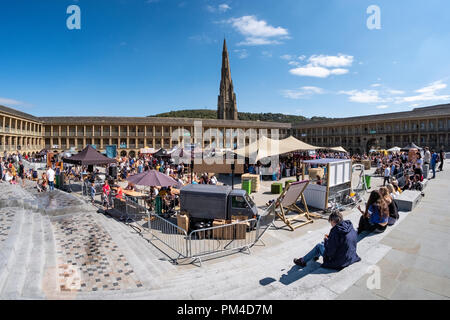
[{"x1": 0, "y1": 176, "x2": 414, "y2": 300}]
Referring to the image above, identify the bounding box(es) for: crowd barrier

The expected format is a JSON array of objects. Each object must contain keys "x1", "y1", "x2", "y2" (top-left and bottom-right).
[{"x1": 141, "y1": 202, "x2": 276, "y2": 266}]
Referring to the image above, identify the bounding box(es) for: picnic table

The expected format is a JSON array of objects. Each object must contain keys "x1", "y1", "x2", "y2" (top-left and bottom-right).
[{"x1": 112, "y1": 187, "x2": 147, "y2": 198}]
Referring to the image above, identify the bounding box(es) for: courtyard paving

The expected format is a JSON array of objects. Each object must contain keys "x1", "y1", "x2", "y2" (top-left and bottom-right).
[{"x1": 0, "y1": 160, "x2": 448, "y2": 299}]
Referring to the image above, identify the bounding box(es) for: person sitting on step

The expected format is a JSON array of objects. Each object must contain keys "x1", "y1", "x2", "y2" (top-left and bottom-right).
[
  {"x1": 293, "y1": 211, "x2": 361, "y2": 270},
  {"x1": 379, "y1": 186, "x2": 399, "y2": 226},
  {"x1": 357, "y1": 190, "x2": 389, "y2": 234}
]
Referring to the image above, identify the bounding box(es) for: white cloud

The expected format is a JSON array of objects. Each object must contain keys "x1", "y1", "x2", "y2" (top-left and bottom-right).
[
  {"x1": 188, "y1": 33, "x2": 214, "y2": 44},
  {"x1": 416, "y1": 81, "x2": 446, "y2": 94},
  {"x1": 397, "y1": 80, "x2": 450, "y2": 103},
  {"x1": 330, "y1": 68, "x2": 349, "y2": 75},
  {"x1": 371, "y1": 83, "x2": 382, "y2": 87},
  {"x1": 308, "y1": 54, "x2": 353, "y2": 68},
  {"x1": 228, "y1": 16, "x2": 289, "y2": 46},
  {"x1": 289, "y1": 66, "x2": 332, "y2": 78},
  {"x1": 339, "y1": 90, "x2": 385, "y2": 103},
  {"x1": 208, "y1": 3, "x2": 231, "y2": 13},
  {"x1": 280, "y1": 54, "x2": 293, "y2": 60},
  {"x1": 288, "y1": 54, "x2": 354, "y2": 78},
  {"x1": 339, "y1": 80, "x2": 450, "y2": 106},
  {"x1": 388, "y1": 89, "x2": 405, "y2": 95},
  {"x1": 234, "y1": 49, "x2": 249, "y2": 59},
  {"x1": 282, "y1": 86, "x2": 324, "y2": 99},
  {"x1": 0, "y1": 97, "x2": 23, "y2": 106},
  {"x1": 218, "y1": 4, "x2": 231, "y2": 12},
  {"x1": 237, "y1": 37, "x2": 281, "y2": 46}
]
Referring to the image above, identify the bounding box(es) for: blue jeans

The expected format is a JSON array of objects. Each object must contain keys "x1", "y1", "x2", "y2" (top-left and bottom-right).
[
  {"x1": 303, "y1": 242, "x2": 325, "y2": 263},
  {"x1": 431, "y1": 164, "x2": 436, "y2": 178},
  {"x1": 49, "y1": 181, "x2": 54, "y2": 191}
]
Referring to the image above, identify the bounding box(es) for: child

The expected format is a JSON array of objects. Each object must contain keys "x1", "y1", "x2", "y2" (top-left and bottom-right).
[{"x1": 90, "y1": 182, "x2": 96, "y2": 204}]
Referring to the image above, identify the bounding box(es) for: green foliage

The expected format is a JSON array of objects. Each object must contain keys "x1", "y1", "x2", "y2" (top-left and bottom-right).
[{"x1": 149, "y1": 109, "x2": 332, "y2": 123}]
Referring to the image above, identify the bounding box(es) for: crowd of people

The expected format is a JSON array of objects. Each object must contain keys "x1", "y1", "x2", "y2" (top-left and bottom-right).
[{"x1": 293, "y1": 145, "x2": 445, "y2": 271}]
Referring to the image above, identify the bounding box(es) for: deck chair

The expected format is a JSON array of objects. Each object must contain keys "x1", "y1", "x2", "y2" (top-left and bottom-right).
[{"x1": 274, "y1": 180, "x2": 313, "y2": 231}]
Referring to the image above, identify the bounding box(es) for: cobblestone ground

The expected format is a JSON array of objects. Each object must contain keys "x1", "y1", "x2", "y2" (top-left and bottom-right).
[
  {"x1": 0, "y1": 207, "x2": 16, "y2": 243},
  {"x1": 52, "y1": 214, "x2": 143, "y2": 293}
]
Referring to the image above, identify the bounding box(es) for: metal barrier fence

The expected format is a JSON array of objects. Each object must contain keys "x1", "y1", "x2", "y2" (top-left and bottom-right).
[
  {"x1": 147, "y1": 213, "x2": 189, "y2": 259},
  {"x1": 141, "y1": 203, "x2": 276, "y2": 266},
  {"x1": 188, "y1": 218, "x2": 258, "y2": 266}
]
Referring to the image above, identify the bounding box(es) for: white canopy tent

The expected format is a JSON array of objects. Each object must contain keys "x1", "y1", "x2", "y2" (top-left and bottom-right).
[
  {"x1": 327, "y1": 146, "x2": 348, "y2": 153},
  {"x1": 233, "y1": 135, "x2": 318, "y2": 161}
]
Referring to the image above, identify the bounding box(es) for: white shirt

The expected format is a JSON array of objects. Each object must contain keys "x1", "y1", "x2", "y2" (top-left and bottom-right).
[
  {"x1": 424, "y1": 151, "x2": 431, "y2": 163},
  {"x1": 47, "y1": 168, "x2": 55, "y2": 182},
  {"x1": 384, "y1": 168, "x2": 390, "y2": 177}
]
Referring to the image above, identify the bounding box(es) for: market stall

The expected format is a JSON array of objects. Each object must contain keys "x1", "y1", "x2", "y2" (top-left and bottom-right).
[{"x1": 301, "y1": 158, "x2": 352, "y2": 210}]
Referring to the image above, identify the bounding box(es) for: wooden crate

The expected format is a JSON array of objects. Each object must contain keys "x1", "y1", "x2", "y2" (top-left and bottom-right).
[
  {"x1": 222, "y1": 220, "x2": 235, "y2": 240},
  {"x1": 212, "y1": 219, "x2": 225, "y2": 239},
  {"x1": 176, "y1": 214, "x2": 189, "y2": 234},
  {"x1": 233, "y1": 221, "x2": 247, "y2": 240},
  {"x1": 242, "y1": 173, "x2": 260, "y2": 192}
]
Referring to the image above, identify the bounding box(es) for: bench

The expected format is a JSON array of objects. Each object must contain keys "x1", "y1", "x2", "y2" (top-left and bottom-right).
[
  {"x1": 421, "y1": 178, "x2": 429, "y2": 190},
  {"x1": 394, "y1": 190, "x2": 422, "y2": 212}
]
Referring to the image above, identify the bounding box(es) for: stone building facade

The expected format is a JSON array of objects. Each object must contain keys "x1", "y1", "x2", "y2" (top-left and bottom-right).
[
  {"x1": 1, "y1": 103, "x2": 448, "y2": 157},
  {"x1": 291, "y1": 104, "x2": 450, "y2": 154},
  {"x1": 0, "y1": 105, "x2": 44, "y2": 154}
]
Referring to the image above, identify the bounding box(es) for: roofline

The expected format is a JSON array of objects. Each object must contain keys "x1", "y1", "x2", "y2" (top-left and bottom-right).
[{"x1": 0, "y1": 105, "x2": 42, "y2": 122}]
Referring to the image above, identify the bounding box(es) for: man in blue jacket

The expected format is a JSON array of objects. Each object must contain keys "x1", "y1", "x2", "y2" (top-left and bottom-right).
[{"x1": 294, "y1": 212, "x2": 361, "y2": 270}]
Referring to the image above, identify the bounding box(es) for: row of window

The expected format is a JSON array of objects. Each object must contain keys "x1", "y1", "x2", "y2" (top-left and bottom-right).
[{"x1": 293, "y1": 119, "x2": 450, "y2": 136}]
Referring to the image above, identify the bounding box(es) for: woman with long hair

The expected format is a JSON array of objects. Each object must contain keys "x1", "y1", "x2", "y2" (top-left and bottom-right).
[
  {"x1": 357, "y1": 190, "x2": 389, "y2": 234},
  {"x1": 379, "y1": 187, "x2": 399, "y2": 226}
]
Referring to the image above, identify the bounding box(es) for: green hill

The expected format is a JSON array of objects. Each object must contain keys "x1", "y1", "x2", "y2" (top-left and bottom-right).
[{"x1": 149, "y1": 109, "x2": 332, "y2": 123}]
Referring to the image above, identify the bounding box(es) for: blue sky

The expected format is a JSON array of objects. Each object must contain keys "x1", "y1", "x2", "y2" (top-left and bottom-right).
[{"x1": 1, "y1": 0, "x2": 450, "y2": 118}]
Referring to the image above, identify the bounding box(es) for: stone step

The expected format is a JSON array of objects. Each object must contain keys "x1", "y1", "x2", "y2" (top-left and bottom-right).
[
  {"x1": 0, "y1": 208, "x2": 25, "y2": 291},
  {"x1": 92, "y1": 213, "x2": 168, "y2": 289},
  {"x1": 154, "y1": 214, "x2": 399, "y2": 299},
  {"x1": 40, "y1": 216, "x2": 61, "y2": 299},
  {"x1": 0, "y1": 210, "x2": 34, "y2": 299},
  {"x1": 21, "y1": 211, "x2": 46, "y2": 299}
]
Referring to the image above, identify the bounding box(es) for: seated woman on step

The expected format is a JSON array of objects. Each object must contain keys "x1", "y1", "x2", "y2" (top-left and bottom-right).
[
  {"x1": 357, "y1": 190, "x2": 389, "y2": 234},
  {"x1": 379, "y1": 186, "x2": 399, "y2": 226}
]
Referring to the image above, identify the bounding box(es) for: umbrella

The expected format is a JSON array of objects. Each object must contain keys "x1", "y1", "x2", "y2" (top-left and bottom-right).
[{"x1": 127, "y1": 170, "x2": 179, "y2": 187}]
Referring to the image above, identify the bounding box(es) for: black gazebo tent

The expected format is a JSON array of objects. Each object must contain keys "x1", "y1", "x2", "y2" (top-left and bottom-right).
[
  {"x1": 401, "y1": 142, "x2": 423, "y2": 152},
  {"x1": 62, "y1": 145, "x2": 117, "y2": 166},
  {"x1": 153, "y1": 148, "x2": 169, "y2": 158}
]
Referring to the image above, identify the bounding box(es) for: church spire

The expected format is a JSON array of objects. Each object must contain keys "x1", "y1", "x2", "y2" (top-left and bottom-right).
[{"x1": 217, "y1": 38, "x2": 238, "y2": 120}]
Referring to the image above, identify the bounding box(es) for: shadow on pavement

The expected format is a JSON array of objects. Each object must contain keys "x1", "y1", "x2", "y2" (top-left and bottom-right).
[{"x1": 259, "y1": 262, "x2": 337, "y2": 287}]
